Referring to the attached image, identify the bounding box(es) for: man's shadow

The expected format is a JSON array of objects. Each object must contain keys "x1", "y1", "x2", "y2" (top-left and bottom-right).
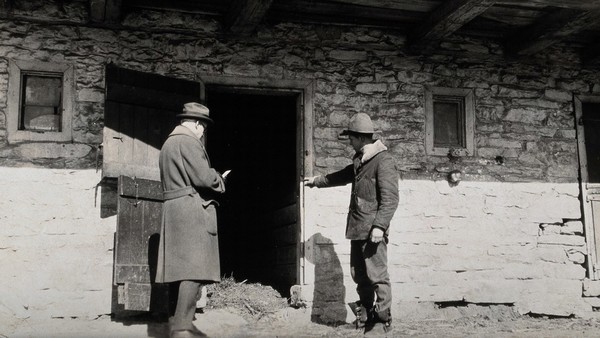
[{"x1": 305, "y1": 233, "x2": 347, "y2": 325}]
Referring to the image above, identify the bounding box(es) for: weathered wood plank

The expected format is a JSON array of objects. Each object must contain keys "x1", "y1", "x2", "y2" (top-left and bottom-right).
[
  {"x1": 125, "y1": 0, "x2": 226, "y2": 15},
  {"x1": 480, "y1": 5, "x2": 542, "y2": 26},
  {"x1": 132, "y1": 106, "x2": 149, "y2": 168},
  {"x1": 270, "y1": 0, "x2": 422, "y2": 24},
  {"x1": 107, "y1": 83, "x2": 195, "y2": 111},
  {"x1": 225, "y1": 0, "x2": 274, "y2": 35},
  {"x1": 325, "y1": 0, "x2": 439, "y2": 12},
  {"x1": 495, "y1": 0, "x2": 600, "y2": 11},
  {"x1": 123, "y1": 282, "x2": 151, "y2": 311},
  {"x1": 105, "y1": 162, "x2": 161, "y2": 181},
  {"x1": 119, "y1": 176, "x2": 163, "y2": 200},
  {"x1": 408, "y1": 0, "x2": 496, "y2": 53},
  {"x1": 506, "y1": 8, "x2": 600, "y2": 56},
  {"x1": 115, "y1": 265, "x2": 152, "y2": 284}
]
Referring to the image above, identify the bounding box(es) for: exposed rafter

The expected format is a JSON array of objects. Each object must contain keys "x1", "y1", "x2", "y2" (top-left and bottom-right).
[
  {"x1": 408, "y1": 0, "x2": 496, "y2": 53},
  {"x1": 506, "y1": 8, "x2": 600, "y2": 56},
  {"x1": 225, "y1": 0, "x2": 273, "y2": 35},
  {"x1": 89, "y1": 0, "x2": 122, "y2": 25}
]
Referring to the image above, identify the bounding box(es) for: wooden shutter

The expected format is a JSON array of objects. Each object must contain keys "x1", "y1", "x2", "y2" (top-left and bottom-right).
[{"x1": 103, "y1": 65, "x2": 201, "y2": 180}]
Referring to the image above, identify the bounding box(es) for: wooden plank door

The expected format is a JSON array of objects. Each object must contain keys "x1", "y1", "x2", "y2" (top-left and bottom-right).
[
  {"x1": 104, "y1": 65, "x2": 201, "y2": 311},
  {"x1": 114, "y1": 176, "x2": 166, "y2": 311},
  {"x1": 575, "y1": 96, "x2": 600, "y2": 279},
  {"x1": 103, "y1": 64, "x2": 201, "y2": 180}
]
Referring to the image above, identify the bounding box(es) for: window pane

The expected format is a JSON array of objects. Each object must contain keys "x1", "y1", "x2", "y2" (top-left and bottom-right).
[
  {"x1": 433, "y1": 100, "x2": 462, "y2": 147},
  {"x1": 20, "y1": 74, "x2": 62, "y2": 132}
]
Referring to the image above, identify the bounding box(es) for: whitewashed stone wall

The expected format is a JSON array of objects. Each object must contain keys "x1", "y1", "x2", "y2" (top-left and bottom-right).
[
  {"x1": 0, "y1": 0, "x2": 599, "y2": 329},
  {"x1": 304, "y1": 180, "x2": 588, "y2": 322},
  {"x1": 0, "y1": 167, "x2": 115, "y2": 331}
]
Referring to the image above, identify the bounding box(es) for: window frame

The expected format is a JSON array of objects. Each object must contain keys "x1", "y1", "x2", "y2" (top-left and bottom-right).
[
  {"x1": 7, "y1": 59, "x2": 74, "y2": 143},
  {"x1": 424, "y1": 86, "x2": 475, "y2": 156}
]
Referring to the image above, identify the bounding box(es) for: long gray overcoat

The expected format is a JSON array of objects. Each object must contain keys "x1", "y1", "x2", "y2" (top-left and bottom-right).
[{"x1": 156, "y1": 125, "x2": 226, "y2": 283}]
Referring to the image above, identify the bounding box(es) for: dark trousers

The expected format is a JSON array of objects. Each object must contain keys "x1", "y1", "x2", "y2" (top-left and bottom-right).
[
  {"x1": 350, "y1": 239, "x2": 391, "y2": 322},
  {"x1": 168, "y1": 280, "x2": 201, "y2": 332}
]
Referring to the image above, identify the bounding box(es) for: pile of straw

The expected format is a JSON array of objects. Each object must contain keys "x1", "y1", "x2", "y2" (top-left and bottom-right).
[{"x1": 205, "y1": 276, "x2": 289, "y2": 320}]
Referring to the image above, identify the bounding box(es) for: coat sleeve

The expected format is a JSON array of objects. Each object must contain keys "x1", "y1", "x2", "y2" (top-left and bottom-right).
[
  {"x1": 313, "y1": 164, "x2": 354, "y2": 188},
  {"x1": 180, "y1": 138, "x2": 226, "y2": 193},
  {"x1": 372, "y1": 154, "x2": 399, "y2": 232}
]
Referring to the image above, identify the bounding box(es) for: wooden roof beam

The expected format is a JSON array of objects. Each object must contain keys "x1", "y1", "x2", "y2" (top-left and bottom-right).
[
  {"x1": 225, "y1": 0, "x2": 273, "y2": 35},
  {"x1": 506, "y1": 8, "x2": 600, "y2": 56},
  {"x1": 408, "y1": 0, "x2": 496, "y2": 53},
  {"x1": 89, "y1": 0, "x2": 122, "y2": 25}
]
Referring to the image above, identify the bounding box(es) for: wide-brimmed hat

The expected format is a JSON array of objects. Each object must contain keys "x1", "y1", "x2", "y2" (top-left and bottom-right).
[
  {"x1": 177, "y1": 102, "x2": 213, "y2": 124},
  {"x1": 340, "y1": 113, "x2": 375, "y2": 136}
]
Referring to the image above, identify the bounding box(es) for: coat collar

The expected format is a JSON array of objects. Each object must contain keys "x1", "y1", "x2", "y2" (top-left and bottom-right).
[
  {"x1": 358, "y1": 139, "x2": 387, "y2": 163},
  {"x1": 170, "y1": 125, "x2": 199, "y2": 140}
]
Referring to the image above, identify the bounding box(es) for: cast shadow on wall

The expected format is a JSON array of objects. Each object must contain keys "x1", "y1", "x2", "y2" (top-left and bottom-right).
[{"x1": 305, "y1": 233, "x2": 347, "y2": 325}]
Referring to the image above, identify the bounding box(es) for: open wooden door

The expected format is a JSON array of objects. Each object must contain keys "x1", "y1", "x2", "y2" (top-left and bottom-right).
[
  {"x1": 114, "y1": 176, "x2": 165, "y2": 311},
  {"x1": 575, "y1": 96, "x2": 600, "y2": 279},
  {"x1": 103, "y1": 64, "x2": 201, "y2": 180},
  {"x1": 104, "y1": 65, "x2": 201, "y2": 312}
]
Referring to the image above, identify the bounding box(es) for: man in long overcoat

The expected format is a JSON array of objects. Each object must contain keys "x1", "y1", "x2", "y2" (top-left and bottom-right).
[
  {"x1": 157, "y1": 102, "x2": 227, "y2": 338},
  {"x1": 305, "y1": 113, "x2": 399, "y2": 336}
]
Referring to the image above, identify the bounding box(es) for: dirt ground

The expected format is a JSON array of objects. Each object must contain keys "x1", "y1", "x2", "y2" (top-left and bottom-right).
[
  {"x1": 8, "y1": 280, "x2": 600, "y2": 337},
  {"x1": 8, "y1": 307, "x2": 600, "y2": 338}
]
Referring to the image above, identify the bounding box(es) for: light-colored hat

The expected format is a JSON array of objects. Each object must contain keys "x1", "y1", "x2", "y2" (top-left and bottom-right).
[
  {"x1": 340, "y1": 113, "x2": 375, "y2": 135},
  {"x1": 177, "y1": 102, "x2": 213, "y2": 124}
]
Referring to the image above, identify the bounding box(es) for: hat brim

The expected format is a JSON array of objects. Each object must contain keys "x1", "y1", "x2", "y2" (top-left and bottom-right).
[
  {"x1": 340, "y1": 129, "x2": 374, "y2": 136},
  {"x1": 176, "y1": 113, "x2": 214, "y2": 124}
]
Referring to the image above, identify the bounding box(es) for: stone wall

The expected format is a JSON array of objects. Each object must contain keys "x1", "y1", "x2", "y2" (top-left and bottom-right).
[
  {"x1": 1, "y1": 1, "x2": 600, "y2": 329},
  {"x1": 0, "y1": 167, "x2": 114, "y2": 332},
  {"x1": 304, "y1": 180, "x2": 588, "y2": 322}
]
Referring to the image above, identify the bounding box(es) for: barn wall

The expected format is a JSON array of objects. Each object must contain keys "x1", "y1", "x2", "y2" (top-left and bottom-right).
[{"x1": 1, "y1": 1, "x2": 600, "y2": 330}]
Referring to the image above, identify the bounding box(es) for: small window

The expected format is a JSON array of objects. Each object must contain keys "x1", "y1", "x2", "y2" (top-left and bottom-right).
[
  {"x1": 425, "y1": 86, "x2": 474, "y2": 156},
  {"x1": 7, "y1": 59, "x2": 73, "y2": 143}
]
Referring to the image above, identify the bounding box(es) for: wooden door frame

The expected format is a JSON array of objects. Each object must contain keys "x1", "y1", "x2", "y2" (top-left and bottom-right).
[
  {"x1": 198, "y1": 75, "x2": 314, "y2": 285},
  {"x1": 575, "y1": 94, "x2": 600, "y2": 279}
]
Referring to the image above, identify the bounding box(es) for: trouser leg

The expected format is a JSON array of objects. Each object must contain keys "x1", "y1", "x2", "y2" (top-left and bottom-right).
[
  {"x1": 171, "y1": 280, "x2": 201, "y2": 332},
  {"x1": 351, "y1": 240, "x2": 375, "y2": 310},
  {"x1": 364, "y1": 239, "x2": 391, "y2": 322}
]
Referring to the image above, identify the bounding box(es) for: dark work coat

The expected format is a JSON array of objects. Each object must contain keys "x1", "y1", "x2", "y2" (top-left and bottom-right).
[
  {"x1": 156, "y1": 125, "x2": 226, "y2": 283},
  {"x1": 314, "y1": 140, "x2": 399, "y2": 240}
]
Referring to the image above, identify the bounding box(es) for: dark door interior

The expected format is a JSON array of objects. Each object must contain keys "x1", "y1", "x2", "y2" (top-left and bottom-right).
[
  {"x1": 582, "y1": 102, "x2": 600, "y2": 272},
  {"x1": 583, "y1": 102, "x2": 600, "y2": 184},
  {"x1": 206, "y1": 88, "x2": 299, "y2": 296}
]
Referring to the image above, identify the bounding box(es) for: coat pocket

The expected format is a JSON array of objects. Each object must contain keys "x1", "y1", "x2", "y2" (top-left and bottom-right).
[{"x1": 202, "y1": 200, "x2": 219, "y2": 235}]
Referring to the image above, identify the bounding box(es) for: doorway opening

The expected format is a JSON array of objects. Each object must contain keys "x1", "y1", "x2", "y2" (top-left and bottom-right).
[
  {"x1": 575, "y1": 96, "x2": 600, "y2": 279},
  {"x1": 205, "y1": 87, "x2": 301, "y2": 296}
]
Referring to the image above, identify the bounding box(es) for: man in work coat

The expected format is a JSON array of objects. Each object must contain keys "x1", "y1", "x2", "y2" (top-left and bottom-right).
[
  {"x1": 305, "y1": 113, "x2": 399, "y2": 335},
  {"x1": 157, "y1": 102, "x2": 228, "y2": 338}
]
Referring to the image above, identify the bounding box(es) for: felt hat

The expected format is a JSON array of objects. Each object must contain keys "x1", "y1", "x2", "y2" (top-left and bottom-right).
[
  {"x1": 340, "y1": 113, "x2": 375, "y2": 135},
  {"x1": 177, "y1": 102, "x2": 213, "y2": 124}
]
